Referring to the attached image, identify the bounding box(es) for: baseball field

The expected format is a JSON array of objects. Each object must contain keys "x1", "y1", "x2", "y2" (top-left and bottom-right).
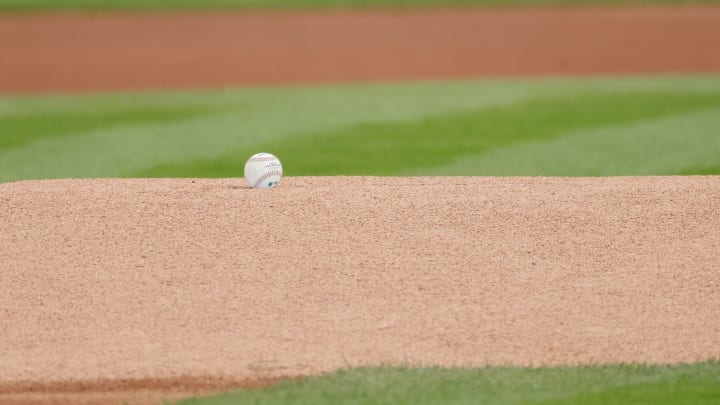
[{"x1": 1, "y1": 1, "x2": 719, "y2": 404}]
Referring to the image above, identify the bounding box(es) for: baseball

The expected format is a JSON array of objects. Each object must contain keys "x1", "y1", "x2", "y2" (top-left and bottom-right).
[{"x1": 244, "y1": 152, "x2": 283, "y2": 189}]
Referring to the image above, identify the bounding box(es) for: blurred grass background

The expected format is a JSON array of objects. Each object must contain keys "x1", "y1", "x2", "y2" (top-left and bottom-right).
[{"x1": 1, "y1": 76, "x2": 719, "y2": 182}]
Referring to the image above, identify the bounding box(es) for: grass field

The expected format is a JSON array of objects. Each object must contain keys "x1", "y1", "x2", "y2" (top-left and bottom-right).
[
  {"x1": 2, "y1": 75, "x2": 719, "y2": 183},
  {"x1": 176, "y1": 363, "x2": 720, "y2": 405},
  {"x1": 0, "y1": 0, "x2": 717, "y2": 11}
]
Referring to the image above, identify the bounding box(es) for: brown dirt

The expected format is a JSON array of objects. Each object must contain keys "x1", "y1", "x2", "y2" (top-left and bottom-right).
[
  {"x1": 1, "y1": 177, "x2": 719, "y2": 404},
  {"x1": 1, "y1": 6, "x2": 720, "y2": 94},
  {"x1": 0, "y1": 376, "x2": 279, "y2": 405}
]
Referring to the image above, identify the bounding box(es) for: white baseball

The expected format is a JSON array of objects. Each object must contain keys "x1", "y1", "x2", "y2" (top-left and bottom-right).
[{"x1": 244, "y1": 152, "x2": 283, "y2": 189}]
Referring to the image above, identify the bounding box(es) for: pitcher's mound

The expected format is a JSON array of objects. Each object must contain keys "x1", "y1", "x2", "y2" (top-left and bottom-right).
[{"x1": 1, "y1": 177, "x2": 719, "y2": 404}]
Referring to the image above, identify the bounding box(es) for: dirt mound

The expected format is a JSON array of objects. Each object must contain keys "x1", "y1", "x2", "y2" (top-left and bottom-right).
[
  {"x1": 1, "y1": 177, "x2": 719, "y2": 404},
  {"x1": 2, "y1": 7, "x2": 720, "y2": 93}
]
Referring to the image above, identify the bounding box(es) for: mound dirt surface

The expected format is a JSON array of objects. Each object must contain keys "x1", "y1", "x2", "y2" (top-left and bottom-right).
[
  {"x1": 1, "y1": 6, "x2": 720, "y2": 93},
  {"x1": 1, "y1": 177, "x2": 719, "y2": 404}
]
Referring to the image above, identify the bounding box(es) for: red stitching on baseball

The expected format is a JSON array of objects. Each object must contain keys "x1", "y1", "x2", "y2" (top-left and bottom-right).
[
  {"x1": 253, "y1": 170, "x2": 282, "y2": 188},
  {"x1": 248, "y1": 156, "x2": 278, "y2": 163}
]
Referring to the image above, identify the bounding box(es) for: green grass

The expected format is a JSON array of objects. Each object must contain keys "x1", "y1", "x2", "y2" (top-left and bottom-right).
[
  {"x1": 0, "y1": 0, "x2": 717, "y2": 12},
  {"x1": 141, "y1": 90, "x2": 720, "y2": 176},
  {"x1": 1, "y1": 75, "x2": 719, "y2": 182},
  {"x1": 174, "y1": 362, "x2": 720, "y2": 405}
]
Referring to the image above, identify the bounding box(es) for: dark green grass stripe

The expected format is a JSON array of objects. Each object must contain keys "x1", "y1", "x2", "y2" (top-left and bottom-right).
[
  {"x1": 549, "y1": 379, "x2": 720, "y2": 405},
  {"x1": 175, "y1": 362, "x2": 720, "y2": 405},
  {"x1": 0, "y1": 106, "x2": 212, "y2": 150},
  {"x1": 138, "y1": 91, "x2": 720, "y2": 177},
  {"x1": 680, "y1": 164, "x2": 720, "y2": 175}
]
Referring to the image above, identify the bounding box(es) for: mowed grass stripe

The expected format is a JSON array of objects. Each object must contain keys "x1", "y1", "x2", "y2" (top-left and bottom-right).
[
  {"x1": 0, "y1": 106, "x2": 212, "y2": 150},
  {"x1": 0, "y1": 81, "x2": 533, "y2": 182},
  {"x1": 176, "y1": 362, "x2": 720, "y2": 405},
  {"x1": 421, "y1": 107, "x2": 720, "y2": 176},
  {"x1": 139, "y1": 91, "x2": 720, "y2": 177},
  {"x1": 1, "y1": 76, "x2": 720, "y2": 181},
  {"x1": 682, "y1": 164, "x2": 720, "y2": 175}
]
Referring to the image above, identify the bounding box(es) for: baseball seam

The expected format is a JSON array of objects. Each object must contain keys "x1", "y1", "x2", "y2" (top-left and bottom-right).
[
  {"x1": 247, "y1": 156, "x2": 279, "y2": 163},
  {"x1": 253, "y1": 170, "x2": 282, "y2": 188}
]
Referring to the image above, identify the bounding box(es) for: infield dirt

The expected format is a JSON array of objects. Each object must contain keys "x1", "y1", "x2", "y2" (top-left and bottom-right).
[
  {"x1": 1, "y1": 6, "x2": 720, "y2": 93},
  {"x1": 1, "y1": 177, "x2": 719, "y2": 404}
]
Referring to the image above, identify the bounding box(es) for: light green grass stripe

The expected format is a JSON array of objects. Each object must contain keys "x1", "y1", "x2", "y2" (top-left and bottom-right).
[
  {"x1": 175, "y1": 362, "x2": 720, "y2": 405},
  {"x1": 421, "y1": 107, "x2": 720, "y2": 176},
  {"x1": 2, "y1": 75, "x2": 718, "y2": 118}
]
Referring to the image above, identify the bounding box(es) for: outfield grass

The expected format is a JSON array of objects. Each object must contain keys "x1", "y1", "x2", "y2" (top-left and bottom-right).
[
  {"x1": 174, "y1": 362, "x2": 720, "y2": 405},
  {"x1": 1, "y1": 76, "x2": 719, "y2": 182},
  {"x1": 0, "y1": 0, "x2": 717, "y2": 11}
]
